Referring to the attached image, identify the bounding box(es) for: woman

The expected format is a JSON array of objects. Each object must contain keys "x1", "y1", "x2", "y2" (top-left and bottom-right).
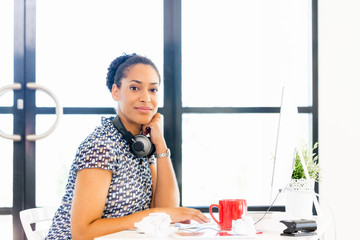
[{"x1": 46, "y1": 53, "x2": 209, "y2": 240}]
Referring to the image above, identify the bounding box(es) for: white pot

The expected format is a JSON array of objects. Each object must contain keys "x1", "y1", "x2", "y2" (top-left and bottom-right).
[{"x1": 285, "y1": 179, "x2": 315, "y2": 219}]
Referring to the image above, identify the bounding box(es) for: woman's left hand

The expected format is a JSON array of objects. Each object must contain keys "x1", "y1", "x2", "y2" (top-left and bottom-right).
[{"x1": 142, "y1": 113, "x2": 166, "y2": 149}]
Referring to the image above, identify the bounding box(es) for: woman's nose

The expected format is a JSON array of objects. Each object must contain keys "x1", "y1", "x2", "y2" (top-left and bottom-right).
[{"x1": 139, "y1": 91, "x2": 151, "y2": 102}]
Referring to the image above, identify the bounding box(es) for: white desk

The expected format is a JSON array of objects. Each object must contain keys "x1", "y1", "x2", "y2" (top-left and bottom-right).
[{"x1": 95, "y1": 213, "x2": 323, "y2": 240}]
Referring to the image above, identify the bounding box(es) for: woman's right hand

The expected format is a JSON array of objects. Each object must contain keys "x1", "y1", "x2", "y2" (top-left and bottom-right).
[{"x1": 154, "y1": 207, "x2": 210, "y2": 224}]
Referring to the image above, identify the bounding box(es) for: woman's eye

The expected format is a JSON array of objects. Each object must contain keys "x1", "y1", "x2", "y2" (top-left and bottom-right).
[
  {"x1": 150, "y1": 88, "x2": 158, "y2": 93},
  {"x1": 130, "y1": 86, "x2": 139, "y2": 91}
]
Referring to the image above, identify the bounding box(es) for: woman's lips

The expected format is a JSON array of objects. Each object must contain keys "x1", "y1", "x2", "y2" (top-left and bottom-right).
[{"x1": 135, "y1": 107, "x2": 152, "y2": 113}]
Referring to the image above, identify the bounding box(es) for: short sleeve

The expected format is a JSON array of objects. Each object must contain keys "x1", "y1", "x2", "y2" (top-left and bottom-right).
[
  {"x1": 76, "y1": 135, "x2": 115, "y2": 172},
  {"x1": 148, "y1": 155, "x2": 156, "y2": 165}
]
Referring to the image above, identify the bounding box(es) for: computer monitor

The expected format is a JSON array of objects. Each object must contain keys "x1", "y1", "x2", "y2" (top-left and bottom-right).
[{"x1": 270, "y1": 86, "x2": 299, "y2": 203}]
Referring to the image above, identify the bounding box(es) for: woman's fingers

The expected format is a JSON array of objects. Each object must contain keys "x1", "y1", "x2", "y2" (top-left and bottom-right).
[
  {"x1": 142, "y1": 113, "x2": 166, "y2": 148},
  {"x1": 191, "y1": 209, "x2": 210, "y2": 223},
  {"x1": 142, "y1": 113, "x2": 162, "y2": 134},
  {"x1": 168, "y1": 207, "x2": 210, "y2": 224}
]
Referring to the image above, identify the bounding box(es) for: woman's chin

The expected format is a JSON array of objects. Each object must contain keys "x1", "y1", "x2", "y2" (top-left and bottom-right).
[{"x1": 137, "y1": 116, "x2": 154, "y2": 125}]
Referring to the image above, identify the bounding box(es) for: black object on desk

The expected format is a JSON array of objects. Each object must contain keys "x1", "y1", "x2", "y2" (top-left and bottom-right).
[{"x1": 280, "y1": 219, "x2": 317, "y2": 237}]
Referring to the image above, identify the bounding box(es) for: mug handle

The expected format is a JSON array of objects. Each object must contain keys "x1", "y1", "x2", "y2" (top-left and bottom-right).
[{"x1": 209, "y1": 204, "x2": 221, "y2": 226}]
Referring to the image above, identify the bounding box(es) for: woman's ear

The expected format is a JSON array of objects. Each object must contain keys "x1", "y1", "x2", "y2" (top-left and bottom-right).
[{"x1": 112, "y1": 84, "x2": 120, "y2": 101}]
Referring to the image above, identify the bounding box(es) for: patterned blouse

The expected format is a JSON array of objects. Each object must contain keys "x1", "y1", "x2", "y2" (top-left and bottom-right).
[{"x1": 46, "y1": 116, "x2": 155, "y2": 239}]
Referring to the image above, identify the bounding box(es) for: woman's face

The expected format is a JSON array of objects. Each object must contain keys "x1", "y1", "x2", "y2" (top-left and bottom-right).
[{"x1": 112, "y1": 63, "x2": 160, "y2": 131}]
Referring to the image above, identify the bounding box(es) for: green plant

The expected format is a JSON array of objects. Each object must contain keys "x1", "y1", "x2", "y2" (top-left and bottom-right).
[{"x1": 291, "y1": 141, "x2": 320, "y2": 181}]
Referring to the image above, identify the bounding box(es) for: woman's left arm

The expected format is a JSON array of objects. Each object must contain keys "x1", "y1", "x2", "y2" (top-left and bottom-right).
[
  {"x1": 150, "y1": 152, "x2": 180, "y2": 208},
  {"x1": 143, "y1": 113, "x2": 180, "y2": 208}
]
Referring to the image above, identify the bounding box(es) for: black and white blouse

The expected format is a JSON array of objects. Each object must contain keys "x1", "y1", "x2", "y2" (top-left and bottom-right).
[{"x1": 46, "y1": 116, "x2": 155, "y2": 239}]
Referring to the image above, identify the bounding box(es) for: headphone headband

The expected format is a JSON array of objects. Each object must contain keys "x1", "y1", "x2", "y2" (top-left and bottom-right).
[{"x1": 112, "y1": 115, "x2": 135, "y2": 143}]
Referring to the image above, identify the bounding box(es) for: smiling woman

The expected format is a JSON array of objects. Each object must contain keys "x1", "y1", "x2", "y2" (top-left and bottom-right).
[
  {"x1": 45, "y1": 53, "x2": 209, "y2": 240},
  {"x1": 109, "y1": 58, "x2": 161, "y2": 132}
]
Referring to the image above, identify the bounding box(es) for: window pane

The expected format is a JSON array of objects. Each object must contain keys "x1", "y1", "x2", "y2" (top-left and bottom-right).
[
  {"x1": 0, "y1": 0, "x2": 14, "y2": 106},
  {"x1": 0, "y1": 215, "x2": 12, "y2": 240},
  {"x1": 182, "y1": 113, "x2": 310, "y2": 207},
  {"x1": 36, "y1": 0, "x2": 163, "y2": 108},
  {"x1": 36, "y1": 114, "x2": 111, "y2": 207},
  {"x1": 0, "y1": 115, "x2": 13, "y2": 207},
  {"x1": 182, "y1": 0, "x2": 312, "y2": 107}
]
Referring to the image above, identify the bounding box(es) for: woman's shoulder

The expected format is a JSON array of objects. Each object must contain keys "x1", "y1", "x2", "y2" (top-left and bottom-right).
[
  {"x1": 75, "y1": 116, "x2": 125, "y2": 153},
  {"x1": 85, "y1": 116, "x2": 117, "y2": 141},
  {"x1": 71, "y1": 116, "x2": 126, "y2": 171}
]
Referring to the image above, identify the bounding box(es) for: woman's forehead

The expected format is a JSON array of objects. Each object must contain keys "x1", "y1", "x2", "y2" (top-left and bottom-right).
[{"x1": 124, "y1": 64, "x2": 160, "y2": 83}]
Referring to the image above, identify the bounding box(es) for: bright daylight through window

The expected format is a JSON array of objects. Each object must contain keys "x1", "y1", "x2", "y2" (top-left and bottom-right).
[{"x1": 181, "y1": 0, "x2": 313, "y2": 207}]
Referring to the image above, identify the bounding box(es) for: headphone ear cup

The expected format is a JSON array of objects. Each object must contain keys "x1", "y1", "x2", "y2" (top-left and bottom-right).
[{"x1": 131, "y1": 135, "x2": 155, "y2": 158}]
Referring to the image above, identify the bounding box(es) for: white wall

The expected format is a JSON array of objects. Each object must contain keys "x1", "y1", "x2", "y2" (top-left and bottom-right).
[{"x1": 319, "y1": 0, "x2": 360, "y2": 239}]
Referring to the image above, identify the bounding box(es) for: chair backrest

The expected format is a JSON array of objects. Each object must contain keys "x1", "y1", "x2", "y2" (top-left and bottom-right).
[{"x1": 19, "y1": 207, "x2": 55, "y2": 240}]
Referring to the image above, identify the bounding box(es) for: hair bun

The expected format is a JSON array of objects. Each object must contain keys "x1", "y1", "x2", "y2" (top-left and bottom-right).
[{"x1": 106, "y1": 53, "x2": 136, "y2": 91}]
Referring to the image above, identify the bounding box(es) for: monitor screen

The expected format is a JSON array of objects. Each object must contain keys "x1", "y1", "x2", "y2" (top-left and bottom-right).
[{"x1": 270, "y1": 86, "x2": 299, "y2": 203}]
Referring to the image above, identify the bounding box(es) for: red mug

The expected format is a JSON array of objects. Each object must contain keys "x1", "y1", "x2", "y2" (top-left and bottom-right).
[{"x1": 209, "y1": 199, "x2": 247, "y2": 230}]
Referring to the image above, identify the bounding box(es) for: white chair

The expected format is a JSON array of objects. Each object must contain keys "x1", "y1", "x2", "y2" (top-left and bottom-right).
[{"x1": 19, "y1": 207, "x2": 55, "y2": 240}]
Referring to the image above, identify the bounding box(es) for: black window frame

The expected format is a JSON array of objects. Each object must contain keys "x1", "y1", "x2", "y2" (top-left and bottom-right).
[{"x1": 163, "y1": 0, "x2": 319, "y2": 212}]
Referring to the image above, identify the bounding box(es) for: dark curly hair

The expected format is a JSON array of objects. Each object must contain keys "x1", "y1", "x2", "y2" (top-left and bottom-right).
[{"x1": 106, "y1": 53, "x2": 161, "y2": 92}]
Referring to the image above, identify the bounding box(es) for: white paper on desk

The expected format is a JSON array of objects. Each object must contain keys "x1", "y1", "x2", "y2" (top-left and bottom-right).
[
  {"x1": 134, "y1": 213, "x2": 176, "y2": 237},
  {"x1": 231, "y1": 216, "x2": 257, "y2": 236}
]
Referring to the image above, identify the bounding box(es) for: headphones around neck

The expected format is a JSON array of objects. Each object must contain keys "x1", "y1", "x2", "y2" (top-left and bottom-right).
[{"x1": 112, "y1": 115, "x2": 155, "y2": 158}]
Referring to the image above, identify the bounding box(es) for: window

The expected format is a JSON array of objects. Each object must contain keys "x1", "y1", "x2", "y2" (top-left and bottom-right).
[
  {"x1": 179, "y1": 0, "x2": 316, "y2": 208},
  {"x1": 182, "y1": 0, "x2": 312, "y2": 108},
  {"x1": 35, "y1": 0, "x2": 163, "y2": 207}
]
